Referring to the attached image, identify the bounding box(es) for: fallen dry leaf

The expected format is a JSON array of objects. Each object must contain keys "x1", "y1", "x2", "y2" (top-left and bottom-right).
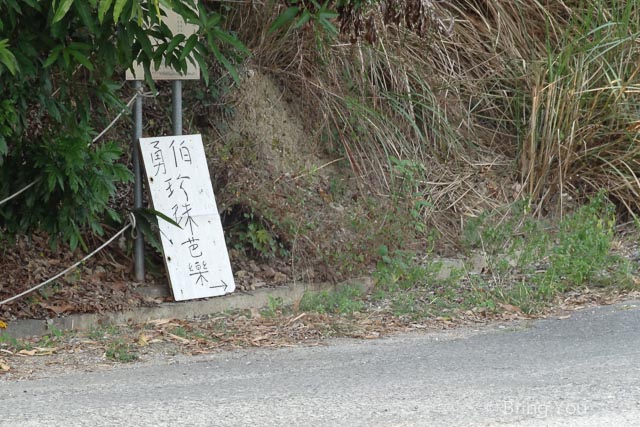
[
  {"x1": 251, "y1": 335, "x2": 271, "y2": 343},
  {"x1": 33, "y1": 347, "x2": 57, "y2": 356},
  {"x1": 167, "y1": 333, "x2": 190, "y2": 344},
  {"x1": 287, "y1": 313, "x2": 306, "y2": 325},
  {"x1": 273, "y1": 272, "x2": 287, "y2": 283},
  {"x1": 557, "y1": 315, "x2": 571, "y2": 320},
  {"x1": 499, "y1": 303, "x2": 524, "y2": 314},
  {"x1": 43, "y1": 304, "x2": 76, "y2": 315},
  {"x1": 147, "y1": 318, "x2": 176, "y2": 326},
  {"x1": 17, "y1": 347, "x2": 57, "y2": 357},
  {"x1": 0, "y1": 358, "x2": 10, "y2": 372},
  {"x1": 138, "y1": 334, "x2": 149, "y2": 347},
  {"x1": 0, "y1": 320, "x2": 7, "y2": 329}
]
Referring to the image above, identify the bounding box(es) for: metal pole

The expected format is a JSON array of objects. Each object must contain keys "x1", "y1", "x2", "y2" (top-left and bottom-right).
[
  {"x1": 172, "y1": 80, "x2": 182, "y2": 135},
  {"x1": 132, "y1": 80, "x2": 145, "y2": 281}
]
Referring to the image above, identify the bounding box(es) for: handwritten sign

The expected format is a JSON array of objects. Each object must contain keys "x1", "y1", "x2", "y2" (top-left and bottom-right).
[
  {"x1": 139, "y1": 134, "x2": 235, "y2": 301},
  {"x1": 126, "y1": 7, "x2": 200, "y2": 80}
]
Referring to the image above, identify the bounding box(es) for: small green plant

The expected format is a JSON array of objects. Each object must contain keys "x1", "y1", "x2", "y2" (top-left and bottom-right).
[
  {"x1": 37, "y1": 282, "x2": 65, "y2": 301},
  {"x1": 105, "y1": 339, "x2": 138, "y2": 363},
  {"x1": 541, "y1": 194, "x2": 616, "y2": 291},
  {"x1": 374, "y1": 246, "x2": 429, "y2": 293},
  {"x1": 261, "y1": 296, "x2": 284, "y2": 318},
  {"x1": 210, "y1": 318, "x2": 232, "y2": 336},
  {"x1": 390, "y1": 292, "x2": 426, "y2": 318},
  {"x1": 462, "y1": 200, "x2": 534, "y2": 256},
  {"x1": 494, "y1": 282, "x2": 545, "y2": 315},
  {"x1": 299, "y1": 286, "x2": 364, "y2": 315},
  {"x1": 37, "y1": 326, "x2": 65, "y2": 348},
  {"x1": 245, "y1": 221, "x2": 277, "y2": 257},
  {"x1": 229, "y1": 209, "x2": 289, "y2": 260},
  {"x1": 87, "y1": 324, "x2": 121, "y2": 341},
  {"x1": 49, "y1": 325, "x2": 65, "y2": 338},
  {"x1": 188, "y1": 329, "x2": 211, "y2": 341},
  {"x1": 0, "y1": 334, "x2": 32, "y2": 351},
  {"x1": 389, "y1": 156, "x2": 433, "y2": 236},
  {"x1": 168, "y1": 325, "x2": 212, "y2": 341}
]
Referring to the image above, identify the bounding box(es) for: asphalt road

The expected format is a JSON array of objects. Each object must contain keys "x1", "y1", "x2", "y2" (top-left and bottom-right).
[{"x1": 2, "y1": 301, "x2": 639, "y2": 427}]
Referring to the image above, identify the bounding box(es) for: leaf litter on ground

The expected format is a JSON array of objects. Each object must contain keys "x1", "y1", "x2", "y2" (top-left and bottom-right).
[{"x1": 1, "y1": 287, "x2": 638, "y2": 381}]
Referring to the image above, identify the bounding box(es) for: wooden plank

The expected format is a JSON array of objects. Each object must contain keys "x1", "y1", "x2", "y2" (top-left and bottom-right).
[{"x1": 139, "y1": 134, "x2": 235, "y2": 301}]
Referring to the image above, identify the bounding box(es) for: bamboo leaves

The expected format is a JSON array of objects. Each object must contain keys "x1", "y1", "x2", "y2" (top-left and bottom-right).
[{"x1": 0, "y1": 39, "x2": 17, "y2": 75}]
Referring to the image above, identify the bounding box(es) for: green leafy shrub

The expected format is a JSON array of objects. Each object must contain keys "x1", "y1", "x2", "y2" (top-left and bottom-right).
[{"x1": 0, "y1": 0, "x2": 246, "y2": 249}]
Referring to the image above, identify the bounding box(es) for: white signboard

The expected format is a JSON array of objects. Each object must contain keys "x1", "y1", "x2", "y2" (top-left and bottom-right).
[
  {"x1": 126, "y1": 7, "x2": 200, "y2": 80},
  {"x1": 139, "y1": 134, "x2": 235, "y2": 301}
]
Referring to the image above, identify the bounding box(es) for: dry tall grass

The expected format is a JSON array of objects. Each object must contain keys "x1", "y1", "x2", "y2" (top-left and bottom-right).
[
  {"x1": 520, "y1": 1, "x2": 640, "y2": 214},
  {"x1": 221, "y1": 0, "x2": 640, "y2": 246}
]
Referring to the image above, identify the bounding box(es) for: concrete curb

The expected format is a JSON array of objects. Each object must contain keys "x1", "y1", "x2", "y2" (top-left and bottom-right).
[{"x1": 2, "y1": 281, "x2": 340, "y2": 339}]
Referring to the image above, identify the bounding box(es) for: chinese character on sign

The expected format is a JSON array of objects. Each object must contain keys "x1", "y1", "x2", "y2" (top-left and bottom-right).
[
  {"x1": 170, "y1": 140, "x2": 193, "y2": 166},
  {"x1": 179, "y1": 203, "x2": 198, "y2": 235},
  {"x1": 189, "y1": 261, "x2": 209, "y2": 286},
  {"x1": 150, "y1": 141, "x2": 166, "y2": 176},
  {"x1": 182, "y1": 237, "x2": 202, "y2": 258},
  {"x1": 164, "y1": 175, "x2": 190, "y2": 201}
]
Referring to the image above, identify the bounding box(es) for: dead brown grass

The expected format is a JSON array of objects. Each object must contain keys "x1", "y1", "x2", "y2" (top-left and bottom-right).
[{"x1": 215, "y1": 0, "x2": 640, "y2": 256}]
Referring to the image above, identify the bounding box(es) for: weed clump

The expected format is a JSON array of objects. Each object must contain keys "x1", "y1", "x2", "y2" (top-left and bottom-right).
[
  {"x1": 369, "y1": 194, "x2": 636, "y2": 317},
  {"x1": 299, "y1": 286, "x2": 364, "y2": 315},
  {"x1": 105, "y1": 339, "x2": 138, "y2": 363}
]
